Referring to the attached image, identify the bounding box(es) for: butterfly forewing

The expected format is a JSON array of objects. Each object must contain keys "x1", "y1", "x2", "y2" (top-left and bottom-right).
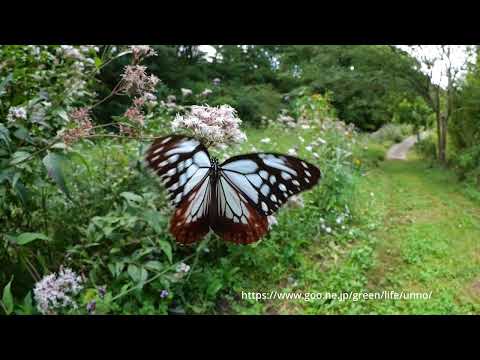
[
  {"x1": 220, "y1": 153, "x2": 321, "y2": 216},
  {"x1": 170, "y1": 176, "x2": 212, "y2": 244},
  {"x1": 145, "y1": 135, "x2": 212, "y2": 206}
]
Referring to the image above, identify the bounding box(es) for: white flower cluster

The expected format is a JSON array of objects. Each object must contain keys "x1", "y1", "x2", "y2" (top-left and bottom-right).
[
  {"x1": 129, "y1": 45, "x2": 157, "y2": 59},
  {"x1": 55, "y1": 45, "x2": 98, "y2": 97},
  {"x1": 159, "y1": 94, "x2": 184, "y2": 113},
  {"x1": 176, "y1": 262, "x2": 190, "y2": 273},
  {"x1": 181, "y1": 88, "x2": 193, "y2": 97},
  {"x1": 287, "y1": 147, "x2": 298, "y2": 156},
  {"x1": 200, "y1": 88, "x2": 212, "y2": 97},
  {"x1": 267, "y1": 215, "x2": 278, "y2": 229},
  {"x1": 172, "y1": 105, "x2": 247, "y2": 146},
  {"x1": 33, "y1": 267, "x2": 83, "y2": 315},
  {"x1": 277, "y1": 113, "x2": 296, "y2": 128},
  {"x1": 6, "y1": 106, "x2": 27, "y2": 123},
  {"x1": 212, "y1": 78, "x2": 221, "y2": 86},
  {"x1": 320, "y1": 207, "x2": 352, "y2": 235},
  {"x1": 320, "y1": 218, "x2": 332, "y2": 234},
  {"x1": 57, "y1": 45, "x2": 97, "y2": 64},
  {"x1": 121, "y1": 65, "x2": 160, "y2": 97},
  {"x1": 287, "y1": 194, "x2": 305, "y2": 209}
]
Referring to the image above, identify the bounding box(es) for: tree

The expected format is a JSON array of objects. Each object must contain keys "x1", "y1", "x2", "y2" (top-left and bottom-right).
[
  {"x1": 398, "y1": 46, "x2": 471, "y2": 163},
  {"x1": 393, "y1": 96, "x2": 433, "y2": 140},
  {"x1": 275, "y1": 45, "x2": 423, "y2": 130}
]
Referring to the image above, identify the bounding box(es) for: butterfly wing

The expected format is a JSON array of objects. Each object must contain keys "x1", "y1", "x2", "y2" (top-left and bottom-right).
[
  {"x1": 145, "y1": 135, "x2": 212, "y2": 206},
  {"x1": 210, "y1": 173, "x2": 268, "y2": 244},
  {"x1": 219, "y1": 153, "x2": 321, "y2": 216},
  {"x1": 169, "y1": 176, "x2": 212, "y2": 244},
  {"x1": 145, "y1": 135, "x2": 213, "y2": 244}
]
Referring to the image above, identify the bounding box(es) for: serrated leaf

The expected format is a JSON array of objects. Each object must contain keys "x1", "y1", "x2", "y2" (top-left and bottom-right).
[
  {"x1": 139, "y1": 268, "x2": 148, "y2": 284},
  {"x1": 42, "y1": 152, "x2": 71, "y2": 199},
  {"x1": 10, "y1": 151, "x2": 31, "y2": 165},
  {"x1": 120, "y1": 192, "x2": 143, "y2": 206},
  {"x1": 158, "y1": 240, "x2": 172, "y2": 263},
  {"x1": 2, "y1": 276, "x2": 14, "y2": 315},
  {"x1": 0, "y1": 73, "x2": 13, "y2": 97},
  {"x1": 13, "y1": 127, "x2": 34, "y2": 143},
  {"x1": 15, "y1": 232, "x2": 49, "y2": 245},
  {"x1": 57, "y1": 110, "x2": 69, "y2": 122},
  {"x1": 144, "y1": 210, "x2": 163, "y2": 234},
  {"x1": 0, "y1": 124, "x2": 11, "y2": 147},
  {"x1": 145, "y1": 261, "x2": 163, "y2": 272},
  {"x1": 127, "y1": 264, "x2": 140, "y2": 282},
  {"x1": 51, "y1": 142, "x2": 68, "y2": 149}
]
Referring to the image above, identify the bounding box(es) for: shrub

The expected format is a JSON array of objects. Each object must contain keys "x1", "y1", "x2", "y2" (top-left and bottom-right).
[
  {"x1": 370, "y1": 123, "x2": 413, "y2": 144},
  {"x1": 208, "y1": 84, "x2": 282, "y2": 124},
  {"x1": 415, "y1": 133, "x2": 437, "y2": 161}
]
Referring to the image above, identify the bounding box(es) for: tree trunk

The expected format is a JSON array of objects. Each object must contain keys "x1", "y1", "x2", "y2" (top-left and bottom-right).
[
  {"x1": 439, "y1": 114, "x2": 447, "y2": 164},
  {"x1": 435, "y1": 97, "x2": 442, "y2": 161}
]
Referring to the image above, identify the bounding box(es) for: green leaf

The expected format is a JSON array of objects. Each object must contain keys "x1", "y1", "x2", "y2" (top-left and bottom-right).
[
  {"x1": 15, "y1": 232, "x2": 49, "y2": 245},
  {"x1": 120, "y1": 192, "x2": 143, "y2": 207},
  {"x1": 13, "y1": 127, "x2": 34, "y2": 144},
  {"x1": 57, "y1": 110, "x2": 70, "y2": 123},
  {"x1": 94, "y1": 57, "x2": 103, "y2": 69},
  {"x1": 13, "y1": 179, "x2": 29, "y2": 206},
  {"x1": 139, "y1": 268, "x2": 148, "y2": 284},
  {"x1": 10, "y1": 151, "x2": 31, "y2": 165},
  {"x1": 144, "y1": 210, "x2": 163, "y2": 234},
  {"x1": 42, "y1": 152, "x2": 71, "y2": 200},
  {"x1": 0, "y1": 124, "x2": 11, "y2": 147},
  {"x1": 2, "y1": 276, "x2": 14, "y2": 315},
  {"x1": 51, "y1": 142, "x2": 68, "y2": 150},
  {"x1": 158, "y1": 240, "x2": 172, "y2": 263},
  {"x1": 68, "y1": 150, "x2": 91, "y2": 175},
  {"x1": 11, "y1": 171, "x2": 21, "y2": 189},
  {"x1": 207, "y1": 279, "x2": 223, "y2": 297},
  {"x1": 0, "y1": 73, "x2": 13, "y2": 97},
  {"x1": 145, "y1": 261, "x2": 163, "y2": 272},
  {"x1": 20, "y1": 292, "x2": 33, "y2": 315},
  {"x1": 127, "y1": 264, "x2": 140, "y2": 282}
]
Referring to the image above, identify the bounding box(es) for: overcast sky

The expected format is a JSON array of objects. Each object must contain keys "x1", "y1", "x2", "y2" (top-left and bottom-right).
[{"x1": 397, "y1": 45, "x2": 473, "y2": 87}]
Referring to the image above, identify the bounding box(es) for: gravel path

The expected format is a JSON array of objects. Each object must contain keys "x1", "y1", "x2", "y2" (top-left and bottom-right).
[{"x1": 386, "y1": 134, "x2": 423, "y2": 160}]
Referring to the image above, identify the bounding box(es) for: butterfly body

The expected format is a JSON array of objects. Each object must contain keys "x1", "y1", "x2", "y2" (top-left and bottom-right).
[{"x1": 145, "y1": 135, "x2": 321, "y2": 245}]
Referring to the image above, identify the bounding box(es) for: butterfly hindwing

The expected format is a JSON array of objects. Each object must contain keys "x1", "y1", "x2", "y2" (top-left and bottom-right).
[
  {"x1": 220, "y1": 153, "x2": 321, "y2": 216},
  {"x1": 145, "y1": 135, "x2": 212, "y2": 206},
  {"x1": 210, "y1": 175, "x2": 268, "y2": 244}
]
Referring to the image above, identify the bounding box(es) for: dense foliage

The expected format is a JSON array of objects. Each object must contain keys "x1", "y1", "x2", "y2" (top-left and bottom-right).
[
  {"x1": 1, "y1": 44, "x2": 478, "y2": 315},
  {"x1": 449, "y1": 48, "x2": 480, "y2": 183}
]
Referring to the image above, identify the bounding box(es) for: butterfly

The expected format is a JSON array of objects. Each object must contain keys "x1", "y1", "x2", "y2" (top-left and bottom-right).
[{"x1": 145, "y1": 135, "x2": 321, "y2": 245}]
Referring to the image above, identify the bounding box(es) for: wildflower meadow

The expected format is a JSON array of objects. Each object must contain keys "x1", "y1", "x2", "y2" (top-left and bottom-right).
[{"x1": 1, "y1": 45, "x2": 479, "y2": 315}]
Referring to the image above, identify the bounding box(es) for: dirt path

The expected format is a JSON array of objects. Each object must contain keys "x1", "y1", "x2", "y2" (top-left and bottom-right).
[{"x1": 386, "y1": 134, "x2": 421, "y2": 160}]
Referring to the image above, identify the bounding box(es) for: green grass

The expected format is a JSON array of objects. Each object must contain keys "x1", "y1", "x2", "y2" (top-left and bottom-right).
[
  {"x1": 244, "y1": 148, "x2": 480, "y2": 314},
  {"x1": 360, "y1": 153, "x2": 480, "y2": 314}
]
